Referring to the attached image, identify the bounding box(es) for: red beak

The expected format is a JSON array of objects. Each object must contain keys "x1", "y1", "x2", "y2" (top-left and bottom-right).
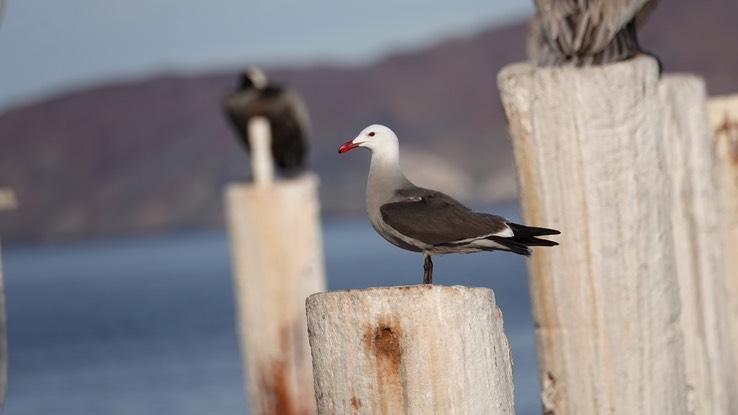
[{"x1": 338, "y1": 140, "x2": 359, "y2": 154}]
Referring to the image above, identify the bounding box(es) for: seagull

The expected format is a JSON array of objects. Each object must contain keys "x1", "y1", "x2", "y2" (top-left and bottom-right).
[
  {"x1": 223, "y1": 67, "x2": 310, "y2": 176},
  {"x1": 338, "y1": 124, "x2": 560, "y2": 284},
  {"x1": 528, "y1": 0, "x2": 660, "y2": 67}
]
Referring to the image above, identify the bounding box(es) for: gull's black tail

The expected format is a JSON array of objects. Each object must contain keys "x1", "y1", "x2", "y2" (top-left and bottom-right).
[
  {"x1": 507, "y1": 222, "x2": 560, "y2": 246},
  {"x1": 488, "y1": 222, "x2": 560, "y2": 256}
]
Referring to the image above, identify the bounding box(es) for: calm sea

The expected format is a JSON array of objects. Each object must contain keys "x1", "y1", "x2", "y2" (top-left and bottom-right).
[{"x1": 1, "y1": 205, "x2": 543, "y2": 414}]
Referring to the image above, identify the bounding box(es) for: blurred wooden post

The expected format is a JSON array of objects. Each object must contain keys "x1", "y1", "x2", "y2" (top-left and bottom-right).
[
  {"x1": 660, "y1": 77, "x2": 738, "y2": 414},
  {"x1": 0, "y1": 188, "x2": 16, "y2": 412},
  {"x1": 498, "y1": 56, "x2": 688, "y2": 414},
  {"x1": 225, "y1": 174, "x2": 326, "y2": 415},
  {"x1": 707, "y1": 94, "x2": 738, "y2": 379},
  {"x1": 306, "y1": 285, "x2": 515, "y2": 414}
]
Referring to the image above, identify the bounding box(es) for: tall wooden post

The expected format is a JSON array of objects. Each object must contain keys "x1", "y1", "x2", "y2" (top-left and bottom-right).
[
  {"x1": 498, "y1": 56, "x2": 688, "y2": 414},
  {"x1": 660, "y1": 77, "x2": 738, "y2": 414},
  {"x1": 226, "y1": 174, "x2": 325, "y2": 415},
  {"x1": 306, "y1": 285, "x2": 515, "y2": 415},
  {"x1": 707, "y1": 94, "x2": 738, "y2": 383},
  {"x1": 225, "y1": 114, "x2": 325, "y2": 415}
]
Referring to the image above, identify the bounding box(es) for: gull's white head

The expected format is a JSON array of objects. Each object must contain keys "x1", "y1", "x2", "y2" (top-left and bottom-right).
[{"x1": 338, "y1": 124, "x2": 399, "y2": 154}]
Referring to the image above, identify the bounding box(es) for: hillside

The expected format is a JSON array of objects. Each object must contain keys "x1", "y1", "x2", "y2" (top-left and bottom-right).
[{"x1": 0, "y1": 0, "x2": 736, "y2": 242}]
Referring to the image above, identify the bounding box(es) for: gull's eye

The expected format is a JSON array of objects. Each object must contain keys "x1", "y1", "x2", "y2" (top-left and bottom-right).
[{"x1": 368, "y1": 131, "x2": 375, "y2": 137}]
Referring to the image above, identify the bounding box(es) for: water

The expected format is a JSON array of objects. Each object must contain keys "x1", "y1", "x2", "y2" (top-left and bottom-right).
[{"x1": 1, "y1": 206, "x2": 542, "y2": 414}]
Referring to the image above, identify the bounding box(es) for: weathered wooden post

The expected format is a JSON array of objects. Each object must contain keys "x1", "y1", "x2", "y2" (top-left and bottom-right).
[
  {"x1": 498, "y1": 56, "x2": 688, "y2": 414},
  {"x1": 306, "y1": 285, "x2": 515, "y2": 415},
  {"x1": 659, "y1": 78, "x2": 738, "y2": 414},
  {"x1": 707, "y1": 94, "x2": 738, "y2": 376},
  {"x1": 0, "y1": 188, "x2": 16, "y2": 412},
  {"x1": 225, "y1": 120, "x2": 325, "y2": 414}
]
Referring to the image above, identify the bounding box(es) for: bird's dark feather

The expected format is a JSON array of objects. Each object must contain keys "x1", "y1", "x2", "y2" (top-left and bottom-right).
[
  {"x1": 529, "y1": 0, "x2": 659, "y2": 66},
  {"x1": 500, "y1": 221, "x2": 560, "y2": 251},
  {"x1": 487, "y1": 237, "x2": 532, "y2": 256},
  {"x1": 223, "y1": 84, "x2": 309, "y2": 173},
  {"x1": 380, "y1": 188, "x2": 509, "y2": 245},
  {"x1": 381, "y1": 188, "x2": 560, "y2": 255}
]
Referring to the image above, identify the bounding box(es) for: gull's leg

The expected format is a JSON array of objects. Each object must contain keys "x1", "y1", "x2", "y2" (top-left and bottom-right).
[{"x1": 423, "y1": 253, "x2": 433, "y2": 284}]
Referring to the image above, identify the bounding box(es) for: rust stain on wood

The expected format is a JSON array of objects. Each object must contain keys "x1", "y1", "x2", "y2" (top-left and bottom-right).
[
  {"x1": 350, "y1": 396, "x2": 362, "y2": 410},
  {"x1": 257, "y1": 358, "x2": 312, "y2": 415},
  {"x1": 255, "y1": 326, "x2": 313, "y2": 415},
  {"x1": 374, "y1": 327, "x2": 401, "y2": 366},
  {"x1": 715, "y1": 113, "x2": 738, "y2": 165},
  {"x1": 363, "y1": 316, "x2": 405, "y2": 413},
  {"x1": 263, "y1": 359, "x2": 291, "y2": 415}
]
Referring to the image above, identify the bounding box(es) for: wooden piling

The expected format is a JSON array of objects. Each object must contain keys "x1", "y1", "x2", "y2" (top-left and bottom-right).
[
  {"x1": 498, "y1": 56, "x2": 688, "y2": 414},
  {"x1": 225, "y1": 175, "x2": 326, "y2": 415},
  {"x1": 306, "y1": 285, "x2": 515, "y2": 415},
  {"x1": 660, "y1": 77, "x2": 738, "y2": 414},
  {"x1": 707, "y1": 94, "x2": 738, "y2": 387}
]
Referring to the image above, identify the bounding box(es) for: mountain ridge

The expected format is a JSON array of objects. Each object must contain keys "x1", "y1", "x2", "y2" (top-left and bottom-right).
[{"x1": 1, "y1": 0, "x2": 736, "y2": 243}]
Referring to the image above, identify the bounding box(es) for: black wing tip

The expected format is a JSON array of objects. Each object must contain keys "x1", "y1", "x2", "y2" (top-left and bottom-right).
[
  {"x1": 490, "y1": 226, "x2": 559, "y2": 255},
  {"x1": 488, "y1": 236, "x2": 533, "y2": 256},
  {"x1": 525, "y1": 237, "x2": 559, "y2": 247},
  {"x1": 507, "y1": 222, "x2": 561, "y2": 237},
  {"x1": 507, "y1": 233, "x2": 560, "y2": 248}
]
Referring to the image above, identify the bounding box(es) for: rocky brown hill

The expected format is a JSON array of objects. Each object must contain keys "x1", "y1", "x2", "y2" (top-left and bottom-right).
[{"x1": 0, "y1": 0, "x2": 736, "y2": 242}]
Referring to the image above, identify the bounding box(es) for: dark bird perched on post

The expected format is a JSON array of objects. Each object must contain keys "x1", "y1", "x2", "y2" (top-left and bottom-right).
[
  {"x1": 528, "y1": 0, "x2": 660, "y2": 67},
  {"x1": 338, "y1": 124, "x2": 560, "y2": 284},
  {"x1": 223, "y1": 68, "x2": 310, "y2": 176}
]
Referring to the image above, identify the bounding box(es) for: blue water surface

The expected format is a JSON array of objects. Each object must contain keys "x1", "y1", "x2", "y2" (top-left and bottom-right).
[{"x1": 1, "y1": 204, "x2": 542, "y2": 414}]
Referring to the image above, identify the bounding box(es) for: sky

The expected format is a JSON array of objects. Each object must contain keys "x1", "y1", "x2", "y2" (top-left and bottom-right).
[{"x1": 0, "y1": 0, "x2": 532, "y2": 111}]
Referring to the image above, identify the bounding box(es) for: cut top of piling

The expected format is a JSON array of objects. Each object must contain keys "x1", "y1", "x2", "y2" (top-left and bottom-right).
[{"x1": 306, "y1": 284, "x2": 515, "y2": 415}]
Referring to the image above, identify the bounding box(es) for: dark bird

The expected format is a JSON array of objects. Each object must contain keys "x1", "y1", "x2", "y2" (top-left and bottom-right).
[
  {"x1": 338, "y1": 124, "x2": 560, "y2": 284},
  {"x1": 528, "y1": 0, "x2": 660, "y2": 66},
  {"x1": 223, "y1": 68, "x2": 310, "y2": 176}
]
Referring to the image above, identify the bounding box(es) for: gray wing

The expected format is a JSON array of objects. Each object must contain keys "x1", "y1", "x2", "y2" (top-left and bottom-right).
[
  {"x1": 380, "y1": 188, "x2": 508, "y2": 245},
  {"x1": 223, "y1": 90, "x2": 259, "y2": 147},
  {"x1": 268, "y1": 89, "x2": 309, "y2": 170},
  {"x1": 223, "y1": 86, "x2": 309, "y2": 171},
  {"x1": 283, "y1": 89, "x2": 311, "y2": 141}
]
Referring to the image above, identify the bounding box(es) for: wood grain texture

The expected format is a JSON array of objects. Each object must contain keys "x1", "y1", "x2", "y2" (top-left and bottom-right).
[
  {"x1": 707, "y1": 94, "x2": 738, "y2": 393},
  {"x1": 498, "y1": 56, "x2": 687, "y2": 415},
  {"x1": 660, "y1": 77, "x2": 738, "y2": 415},
  {"x1": 225, "y1": 174, "x2": 326, "y2": 415},
  {"x1": 306, "y1": 285, "x2": 515, "y2": 415}
]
